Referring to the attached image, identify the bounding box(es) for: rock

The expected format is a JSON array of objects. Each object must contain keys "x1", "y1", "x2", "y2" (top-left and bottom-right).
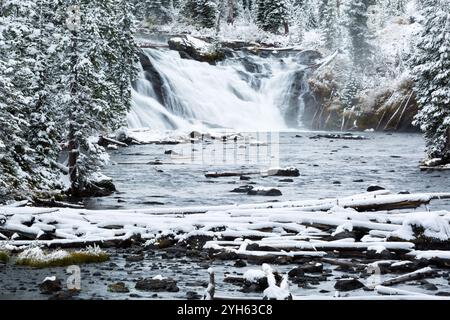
[
  {"x1": 186, "y1": 291, "x2": 202, "y2": 300},
  {"x1": 247, "y1": 188, "x2": 282, "y2": 196},
  {"x1": 333, "y1": 181, "x2": 341, "y2": 185},
  {"x1": 288, "y1": 262, "x2": 324, "y2": 277},
  {"x1": 234, "y1": 260, "x2": 247, "y2": 268},
  {"x1": 240, "y1": 176, "x2": 251, "y2": 181},
  {"x1": 49, "y1": 290, "x2": 78, "y2": 300},
  {"x1": 267, "y1": 167, "x2": 300, "y2": 177},
  {"x1": 39, "y1": 277, "x2": 62, "y2": 294},
  {"x1": 367, "y1": 185, "x2": 386, "y2": 192},
  {"x1": 213, "y1": 251, "x2": 239, "y2": 260},
  {"x1": 168, "y1": 35, "x2": 225, "y2": 64},
  {"x1": 421, "y1": 282, "x2": 438, "y2": 291},
  {"x1": 125, "y1": 254, "x2": 145, "y2": 262},
  {"x1": 279, "y1": 179, "x2": 294, "y2": 183},
  {"x1": 334, "y1": 278, "x2": 365, "y2": 292},
  {"x1": 108, "y1": 282, "x2": 130, "y2": 293},
  {"x1": 230, "y1": 185, "x2": 254, "y2": 193},
  {"x1": 135, "y1": 277, "x2": 180, "y2": 292},
  {"x1": 183, "y1": 235, "x2": 214, "y2": 250}
]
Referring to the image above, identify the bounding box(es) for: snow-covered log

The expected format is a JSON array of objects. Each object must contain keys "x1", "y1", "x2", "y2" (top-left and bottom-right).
[{"x1": 380, "y1": 267, "x2": 436, "y2": 286}]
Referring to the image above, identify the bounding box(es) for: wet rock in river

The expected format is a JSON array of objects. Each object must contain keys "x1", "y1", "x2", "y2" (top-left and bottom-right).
[
  {"x1": 288, "y1": 262, "x2": 324, "y2": 276},
  {"x1": 39, "y1": 277, "x2": 62, "y2": 294},
  {"x1": 135, "y1": 277, "x2": 180, "y2": 292},
  {"x1": 125, "y1": 254, "x2": 145, "y2": 262},
  {"x1": 230, "y1": 185, "x2": 254, "y2": 193},
  {"x1": 234, "y1": 260, "x2": 247, "y2": 268},
  {"x1": 186, "y1": 291, "x2": 202, "y2": 300},
  {"x1": 247, "y1": 188, "x2": 282, "y2": 196},
  {"x1": 367, "y1": 185, "x2": 386, "y2": 192},
  {"x1": 334, "y1": 278, "x2": 365, "y2": 292},
  {"x1": 267, "y1": 167, "x2": 300, "y2": 177},
  {"x1": 108, "y1": 282, "x2": 130, "y2": 293}
]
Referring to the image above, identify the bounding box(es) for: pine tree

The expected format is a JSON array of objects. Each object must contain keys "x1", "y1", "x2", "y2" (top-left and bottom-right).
[
  {"x1": 343, "y1": 0, "x2": 376, "y2": 71},
  {"x1": 321, "y1": 0, "x2": 339, "y2": 51},
  {"x1": 196, "y1": 0, "x2": 218, "y2": 28},
  {"x1": 256, "y1": 0, "x2": 289, "y2": 34},
  {"x1": 410, "y1": 0, "x2": 450, "y2": 162}
]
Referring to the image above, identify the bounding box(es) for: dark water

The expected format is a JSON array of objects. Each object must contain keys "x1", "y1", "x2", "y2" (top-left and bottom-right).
[{"x1": 85, "y1": 131, "x2": 450, "y2": 211}]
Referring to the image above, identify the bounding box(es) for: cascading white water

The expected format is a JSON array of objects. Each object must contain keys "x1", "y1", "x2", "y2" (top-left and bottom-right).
[{"x1": 128, "y1": 48, "x2": 308, "y2": 131}]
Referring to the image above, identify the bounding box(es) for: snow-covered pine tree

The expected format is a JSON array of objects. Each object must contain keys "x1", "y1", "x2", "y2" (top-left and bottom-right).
[
  {"x1": 110, "y1": 0, "x2": 140, "y2": 124},
  {"x1": 256, "y1": 0, "x2": 289, "y2": 34},
  {"x1": 410, "y1": 0, "x2": 450, "y2": 163},
  {"x1": 62, "y1": 0, "x2": 117, "y2": 195},
  {"x1": 256, "y1": 0, "x2": 266, "y2": 27},
  {"x1": 343, "y1": 0, "x2": 376, "y2": 71},
  {"x1": 321, "y1": 0, "x2": 339, "y2": 51},
  {"x1": 382, "y1": 0, "x2": 406, "y2": 18},
  {"x1": 0, "y1": 0, "x2": 62, "y2": 196},
  {"x1": 0, "y1": 57, "x2": 30, "y2": 199},
  {"x1": 195, "y1": 0, "x2": 219, "y2": 28}
]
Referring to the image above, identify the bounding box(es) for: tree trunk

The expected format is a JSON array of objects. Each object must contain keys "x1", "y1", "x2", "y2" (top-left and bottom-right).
[
  {"x1": 68, "y1": 29, "x2": 80, "y2": 195},
  {"x1": 283, "y1": 21, "x2": 289, "y2": 35},
  {"x1": 445, "y1": 127, "x2": 450, "y2": 163},
  {"x1": 227, "y1": 0, "x2": 235, "y2": 25}
]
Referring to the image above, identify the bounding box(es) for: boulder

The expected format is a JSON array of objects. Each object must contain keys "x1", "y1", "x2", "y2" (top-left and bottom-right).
[
  {"x1": 334, "y1": 278, "x2": 365, "y2": 292},
  {"x1": 39, "y1": 277, "x2": 62, "y2": 294},
  {"x1": 367, "y1": 185, "x2": 386, "y2": 192},
  {"x1": 168, "y1": 36, "x2": 225, "y2": 65}
]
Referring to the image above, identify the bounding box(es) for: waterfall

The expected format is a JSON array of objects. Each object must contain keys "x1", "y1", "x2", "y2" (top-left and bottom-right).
[{"x1": 128, "y1": 48, "x2": 311, "y2": 132}]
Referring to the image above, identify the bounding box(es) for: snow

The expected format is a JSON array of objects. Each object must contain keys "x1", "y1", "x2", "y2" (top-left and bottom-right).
[
  {"x1": 407, "y1": 250, "x2": 450, "y2": 261},
  {"x1": 390, "y1": 212, "x2": 450, "y2": 241},
  {"x1": 368, "y1": 245, "x2": 388, "y2": 254},
  {"x1": 17, "y1": 247, "x2": 70, "y2": 262},
  {"x1": 243, "y1": 269, "x2": 266, "y2": 283}
]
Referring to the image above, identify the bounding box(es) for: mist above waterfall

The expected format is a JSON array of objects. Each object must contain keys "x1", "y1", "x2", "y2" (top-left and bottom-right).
[{"x1": 128, "y1": 48, "x2": 311, "y2": 132}]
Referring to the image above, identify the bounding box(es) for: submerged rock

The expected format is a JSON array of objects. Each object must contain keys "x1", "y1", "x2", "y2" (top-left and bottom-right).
[
  {"x1": 108, "y1": 282, "x2": 130, "y2": 293},
  {"x1": 135, "y1": 277, "x2": 179, "y2": 292}
]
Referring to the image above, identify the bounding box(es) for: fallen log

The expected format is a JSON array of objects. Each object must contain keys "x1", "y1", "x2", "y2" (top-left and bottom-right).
[
  {"x1": 321, "y1": 258, "x2": 366, "y2": 269},
  {"x1": 98, "y1": 136, "x2": 128, "y2": 148},
  {"x1": 380, "y1": 267, "x2": 435, "y2": 286},
  {"x1": 205, "y1": 171, "x2": 259, "y2": 178},
  {"x1": 34, "y1": 199, "x2": 85, "y2": 209},
  {"x1": 375, "y1": 285, "x2": 429, "y2": 296},
  {"x1": 349, "y1": 200, "x2": 429, "y2": 212}
]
